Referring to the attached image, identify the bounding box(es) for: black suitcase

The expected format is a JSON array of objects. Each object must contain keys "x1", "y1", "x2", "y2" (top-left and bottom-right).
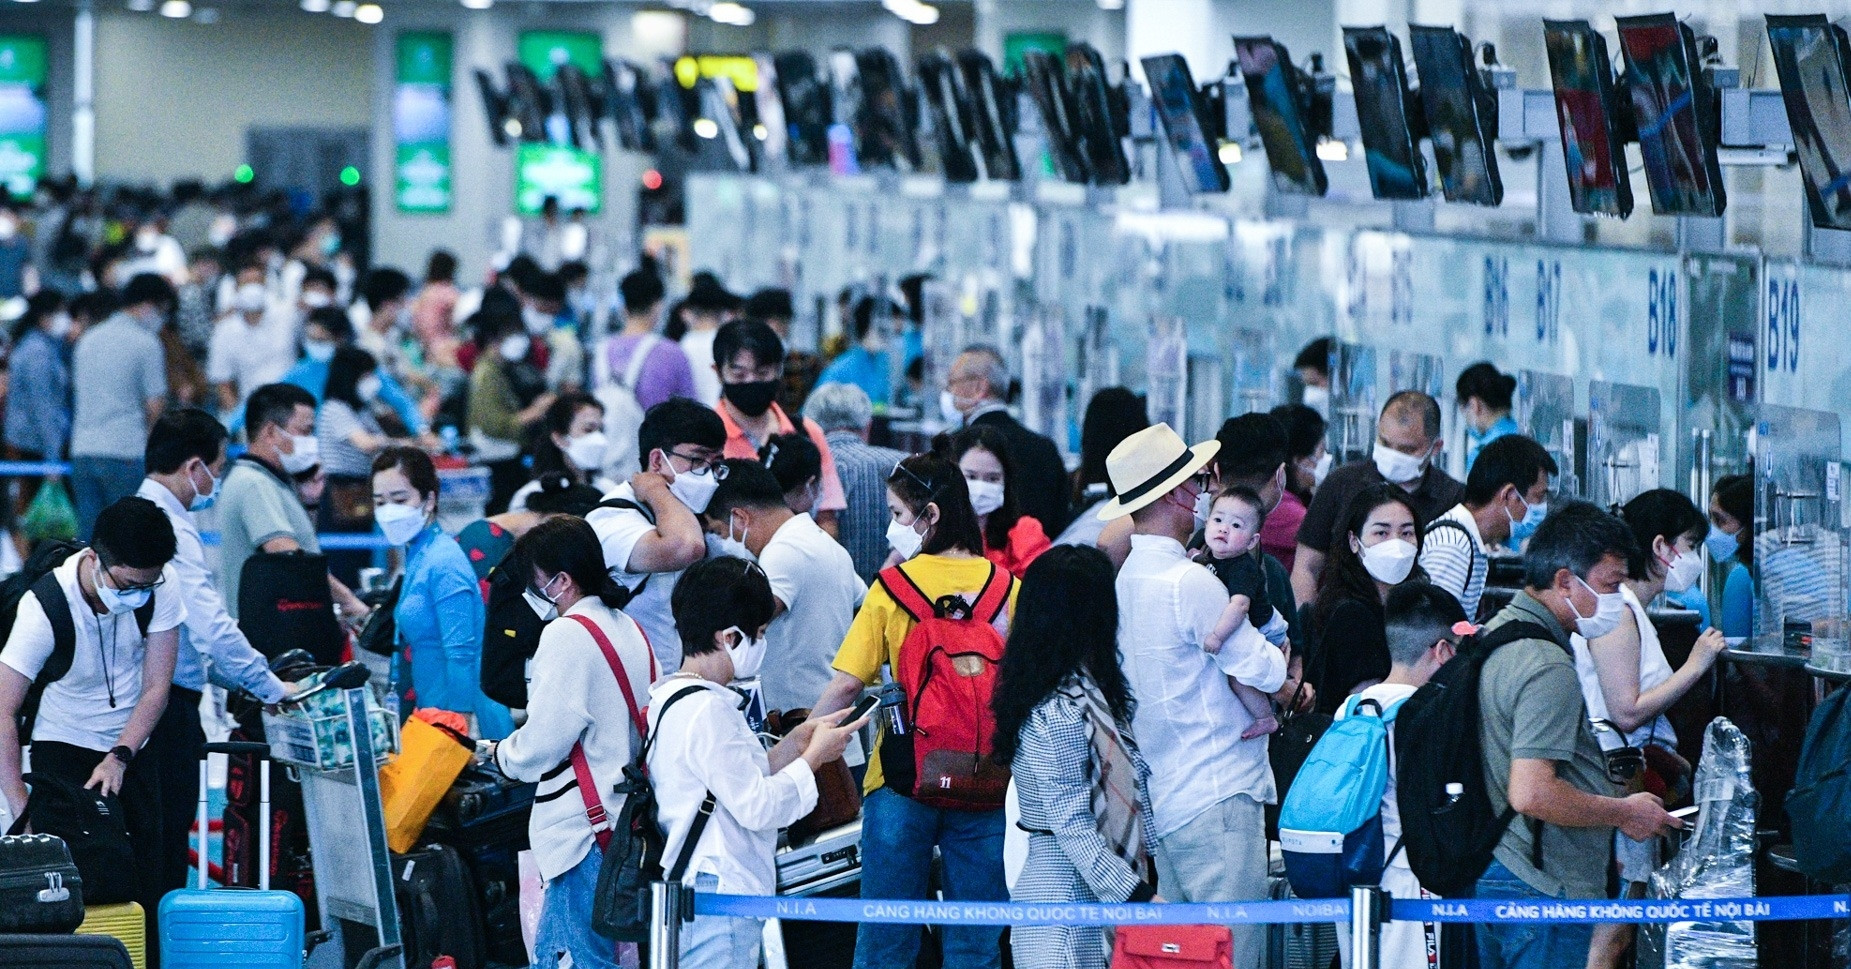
[
  {"x1": 0, "y1": 833, "x2": 84, "y2": 933},
  {"x1": 393, "y1": 844, "x2": 486, "y2": 969},
  {"x1": 0, "y1": 933, "x2": 133, "y2": 968},
  {"x1": 422, "y1": 762, "x2": 533, "y2": 966}
]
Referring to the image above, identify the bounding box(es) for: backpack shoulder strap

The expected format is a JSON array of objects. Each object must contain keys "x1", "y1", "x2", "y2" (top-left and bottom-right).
[
  {"x1": 31, "y1": 572, "x2": 76, "y2": 686},
  {"x1": 620, "y1": 334, "x2": 660, "y2": 390},
  {"x1": 1473, "y1": 620, "x2": 1560, "y2": 656},
  {"x1": 133, "y1": 594, "x2": 156, "y2": 639},
  {"x1": 969, "y1": 565, "x2": 1013, "y2": 625},
  {"x1": 598, "y1": 496, "x2": 657, "y2": 525},
  {"x1": 876, "y1": 565, "x2": 937, "y2": 623},
  {"x1": 567, "y1": 614, "x2": 647, "y2": 737}
]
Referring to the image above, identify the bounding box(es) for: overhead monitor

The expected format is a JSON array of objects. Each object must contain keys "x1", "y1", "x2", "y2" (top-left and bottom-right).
[
  {"x1": 1615, "y1": 14, "x2": 1727, "y2": 217},
  {"x1": 854, "y1": 48, "x2": 920, "y2": 170},
  {"x1": 555, "y1": 64, "x2": 602, "y2": 150},
  {"x1": 1233, "y1": 35, "x2": 1327, "y2": 196},
  {"x1": 1542, "y1": 19, "x2": 1633, "y2": 217},
  {"x1": 750, "y1": 53, "x2": 788, "y2": 167},
  {"x1": 503, "y1": 63, "x2": 552, "y2": 145},
  {"x1": 1767, "y1": 15, "x2": 1851, "y2": 230},
  {"x1": 1342, "y1": 26, "x2": 1426, "y2": 200},
  {"x1": 1064, "y1": 43, "x2": 1131, "y2": 185},
  {"x1": 919, "y1": 51, "x2": 980, "y2": 182},
  {"x1": 1021, "y1": 49, "x2": 1089, "y2": 183},
  {"x1": 473, "y1": 68, "x2": 513, "y2": 146},
  {"x1": 694, "y1": 76, "x2": 754, "y2": 172},
  {"x1": 1408, "y1": 25, "x2": 1502, "y2": 206},
  {"x1": 601, "y1": 60, "x2": 656, "y2": 153},
  {"x1": 957, "y1": 50, "x2": 1021, "y2": 180},
  {"x1": 773, "y1": 51, "x2": 832, "y2": 167},
  {"x1": 1139, "y1": 53, "x2": 1230, "y2": 194}
]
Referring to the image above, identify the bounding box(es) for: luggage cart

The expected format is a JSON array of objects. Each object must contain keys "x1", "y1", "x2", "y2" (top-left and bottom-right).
[{"x1": 264, "y1": 671, "x2": 404, "y2": 969}]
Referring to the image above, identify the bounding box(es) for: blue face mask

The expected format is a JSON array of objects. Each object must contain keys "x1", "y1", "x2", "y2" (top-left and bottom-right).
[
  {"x1": 1507, "y1": 498, "x2": 1548, "y2": 547},
  {"x1": 1704, "y1": 525, "x2": 1740, "y2": 563}
]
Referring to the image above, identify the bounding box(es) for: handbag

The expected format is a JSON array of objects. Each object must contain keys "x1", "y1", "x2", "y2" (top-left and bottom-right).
[
  {"x1": 238, "y1": 549, "x2": 345, "y2": 666},
  {"x1": 767, "y1": 709, "x2": 861, "y2": 840},
  {"x1": 379, "y1": 713, "x2": 475, "y2": 853},
  {"x1": 356, "y1": 576, "x2": 403, "y2": 658},
  {"x1": 1111, "y1": 925, "x2": 1232, "y2": 969},
  {"x1": 15, "y1": 771, "x2": 137, "y2": 904}
]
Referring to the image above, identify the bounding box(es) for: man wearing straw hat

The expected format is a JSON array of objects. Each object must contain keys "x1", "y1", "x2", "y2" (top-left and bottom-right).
[{"x1": 1103, "y1": 423, "x2": 1287, "y2": 967}]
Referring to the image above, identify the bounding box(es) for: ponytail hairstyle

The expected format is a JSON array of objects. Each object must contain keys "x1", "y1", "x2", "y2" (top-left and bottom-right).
[{"x1": 513, "y1": 515, "x2": 631, "y2": 609}]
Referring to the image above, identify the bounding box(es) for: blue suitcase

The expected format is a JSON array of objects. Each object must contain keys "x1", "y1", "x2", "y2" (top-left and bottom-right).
[{"x1": 159, "y1": 741, "x2": 306, "y2": 969}]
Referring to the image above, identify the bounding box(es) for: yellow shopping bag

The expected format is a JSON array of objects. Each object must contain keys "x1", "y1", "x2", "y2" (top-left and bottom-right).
[{"x1": 379, "y1": 712, "x2": 474, "y2": 853}]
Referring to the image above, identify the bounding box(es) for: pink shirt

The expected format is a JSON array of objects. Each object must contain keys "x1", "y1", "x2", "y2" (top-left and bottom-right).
[{"x1": 1261, "y1": 490, "x2": 1307, "y2": 573}]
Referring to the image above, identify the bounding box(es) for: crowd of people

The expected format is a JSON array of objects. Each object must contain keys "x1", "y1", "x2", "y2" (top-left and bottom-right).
[{"x1": 0, "y1": 185, "x2": 1734, "y2": 969}]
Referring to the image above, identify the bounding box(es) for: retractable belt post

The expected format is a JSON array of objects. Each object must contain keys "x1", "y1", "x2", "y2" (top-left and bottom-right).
[
  {"x1": 649, "y1": 878, "x2": 690, "y2": 969},
  {"x1": 1349, "y1": 885, "x2": 1385, "y2": 969}
]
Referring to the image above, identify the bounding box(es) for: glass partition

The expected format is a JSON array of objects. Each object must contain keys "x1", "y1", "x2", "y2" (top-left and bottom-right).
[
  {"x1": 1518, "y1": 371, "x2": 1581, "y2": 500},
  {"x1": 1588, "y1": 381, "x2": 1664, "y2": 511},
  {"x1": 1330, "y1": 341, "x2": 1379, "y2": 465},
  {"x1": 1750, "y1": 404, "x2": 1847, "y2": 661}
]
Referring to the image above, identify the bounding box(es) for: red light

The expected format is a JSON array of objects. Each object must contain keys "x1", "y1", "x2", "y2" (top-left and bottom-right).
[{"x1": 641, "y1": 169, "x2": 664, "y2": 191}]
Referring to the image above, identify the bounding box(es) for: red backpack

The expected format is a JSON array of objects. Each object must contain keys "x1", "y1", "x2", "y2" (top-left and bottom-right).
[{"x1": 875, "y1": 562, "x2": 1015, "y2": 811}]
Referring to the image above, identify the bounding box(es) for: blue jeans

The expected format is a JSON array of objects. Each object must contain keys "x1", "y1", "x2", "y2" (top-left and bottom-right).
[
  {"x1": 853, "y1": 787, "x2": 1006, "y2": 969},
  {"x1": 71, "y1": 456, "x2": 144, "y2": 541},
  {"x1": 681, "y1": 873, "x2": 761, "y2": 969},
  {"x1": 1471, "y1": 861, "x2": 1594, "y2": 969},
  {"x1": 532, "y1": 849, "x2": 629, "y2": 969}
]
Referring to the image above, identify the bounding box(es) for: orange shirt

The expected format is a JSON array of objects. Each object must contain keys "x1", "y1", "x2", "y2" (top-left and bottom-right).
[{"x1": 714, "y1": 401, "x2": 847, "y2": 512}]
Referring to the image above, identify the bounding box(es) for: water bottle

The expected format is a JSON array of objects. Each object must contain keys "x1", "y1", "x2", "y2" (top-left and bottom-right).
[
  {"x1": 879, "y1": 681, "x2": 906, "y2": 735},
  {"x1": 1442, "y1": 782, "x2": 1464, "y2": 807}
]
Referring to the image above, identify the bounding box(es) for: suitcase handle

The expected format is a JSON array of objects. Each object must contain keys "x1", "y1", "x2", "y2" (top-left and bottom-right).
[
  {"x1": 203, "y1": 741, "x2": 270, "y2": 758},
  {"x1": 197, "y1": 745, "x2": 273, "y2": 891}
]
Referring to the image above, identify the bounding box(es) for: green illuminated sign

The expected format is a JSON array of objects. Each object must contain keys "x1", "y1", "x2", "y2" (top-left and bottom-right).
[
  {"x1": 0, "y1": 36, "x2": 48, "y2": 201},
  {"x1": 515, "y1": 143, "x2": 601, "y2": 215},
  {"x1": 518, "y1": 30, "x2": 601, "y2": 82},
  {"x1": 394, "y1": 31, "x2": 452, "y2": 214}
]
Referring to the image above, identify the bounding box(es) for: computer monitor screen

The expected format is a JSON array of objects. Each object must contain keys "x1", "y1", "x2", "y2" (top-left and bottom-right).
[
  {"x1": 1767, "y1": 15, "x2": 1851, "y2": 229},
  {"x1": 1408, "y1": 25, "x2": 1502, "y2": 206},
  {"x1": 1064, "y1": 43, "x2": 1131, "y2": 185},
  {"x1": 773, "y1": 51, "x2": 832, "y2": 167},
  {"x1": 854, "y1": 49, "x2": 920, "y2": 170},
  {"x1": 1021, "y1": 50, "x2": 1089, "y2": 183},
  {"x1": 1232, "y1": 36, "x2": 1326, "y2": 196},
  {"x1": 1343, "y1": 27, "x2": 1426, "y2": 200},
  {"x1": 1140, "y1": 53, "x2": 1229, "y2": 194},
  {"x1": 1615, "y1": 14, "x2": 1726, "y2": 217},
  {"x1": 919, "y1": 51, "x2": 979, "y2": 182},
  {"x1": 956, "y1": 51, "x2": 1020, "y2": 181},
  {"x1": 1543, "y1": 20, "x2": 1633, "y2": 217}
]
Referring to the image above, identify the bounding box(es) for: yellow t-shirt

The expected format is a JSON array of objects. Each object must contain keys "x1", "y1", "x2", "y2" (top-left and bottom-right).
[{"x1": 832, "y1": 553, "x2": 1018, "y2": 794}]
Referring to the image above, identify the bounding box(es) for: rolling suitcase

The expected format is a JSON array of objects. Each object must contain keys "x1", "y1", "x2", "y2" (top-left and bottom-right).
[
  {"x1": 392, "y1": 843, "x2": 485, "y2": 969},
  {"x1": 0, "y1": 933, "x2": 133, "y2": 968},
  {"x1": 76, "y1": 901, "x2": 147, "y2": 969},
  {"x1": 1266, "y1": 874, "x2": 1338, "y2": 969},
  {"x1": 422, "y1": 760, "x2": 533, "y2": 965},
  {"x1": 159, "y1": 741, "x2": 306, "y2": 969},
  {"x1": 0, "y1": 832, "x2": 85, "y2": 932},
  {"x1": 776, "y1": 819, "x2": 862, "y2": 896}
]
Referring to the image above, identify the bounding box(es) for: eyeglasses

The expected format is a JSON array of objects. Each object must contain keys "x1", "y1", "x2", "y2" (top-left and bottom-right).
[
  {"x1": 99, "y1": 556, "x2": 165, "y2": 594},
  {"x1": 668, "y1": 450, "x2": 728, "y2": 479}
]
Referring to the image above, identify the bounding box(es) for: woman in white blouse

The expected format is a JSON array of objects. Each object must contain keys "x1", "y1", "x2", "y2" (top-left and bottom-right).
[
  {"x1": 485, "y1": 516, "x2": 655, "y2": 969},
  {"x1": 652, "y1": 556, "x2": 868, "y2": 969}
]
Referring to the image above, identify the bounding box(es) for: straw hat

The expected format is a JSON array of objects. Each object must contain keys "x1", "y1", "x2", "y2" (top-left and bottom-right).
[{"x1": 1096, "y1": 423, "x2": 1220, "y2": 520}]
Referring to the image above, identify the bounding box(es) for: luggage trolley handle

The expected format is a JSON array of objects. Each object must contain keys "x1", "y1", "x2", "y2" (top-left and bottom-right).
[{"x1": 199, "y1": 740, "x2": 274, "y2": 892}]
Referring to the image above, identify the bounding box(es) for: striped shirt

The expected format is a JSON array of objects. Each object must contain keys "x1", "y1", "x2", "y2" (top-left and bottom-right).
[
  {"x1": 823, "y1": 430, "x2": 909, "y2": 583},
  {"x1": 1420, "y1": 504, "x2": 1487, "y2": 620}
]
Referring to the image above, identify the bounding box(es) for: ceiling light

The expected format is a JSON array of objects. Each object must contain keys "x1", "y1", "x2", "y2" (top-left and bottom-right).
[
  {"x1": 11, "y1": 0, "x2": 41, "y2": 6},
  {"x1": 881, "y1": 0, "x2": 938, "y2": 25},
  {"x1": 460, "y1": 0, "x2": 491, "y2": 9},
  {"x1": 692, "y1": 118, "x2": 719, "y2": 139},
  {"x1": 1217, "y1": 142, "x2": 1242, "y2": 165},
  {"x1": 353, "y1": 2, "x2": 381, "y2": 23},
  {"x1": 1096, "y1": 0, "x2": 1124, "y2": 7},
  {"x1": 331, "y1": 0, "x2": 355, "y2": 15},
  {"x1": 300, "y1": 0, "x2": 329, "y2": 11},
  {"x1": 159, "y1": 0, "x2": 190, "y2": 16},
  {"x1": 709, "y1": 1, "x2": 752, "y2": 25}
]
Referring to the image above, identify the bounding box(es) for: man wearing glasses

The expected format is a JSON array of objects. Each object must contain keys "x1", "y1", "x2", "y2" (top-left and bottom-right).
[
  {"x1": 709, "y1": 319, "x2": 848, "y2": 538},
  {"x1": 587, "y1": 398, "x2": 728, "y2": 673},
  {"x1": 0, "y1": 496, "x2": 185, "y2": 950}
]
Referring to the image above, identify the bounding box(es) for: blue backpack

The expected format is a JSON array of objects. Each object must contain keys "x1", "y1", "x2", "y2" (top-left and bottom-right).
[{"x1": 1278, "y1": 694, "x2": 1404, "y2": 899}]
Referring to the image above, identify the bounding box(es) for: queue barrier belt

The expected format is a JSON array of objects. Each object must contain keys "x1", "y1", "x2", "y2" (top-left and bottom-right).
[{"x1": 692, "y1": 892, "x2": 1851, "y2": 926}]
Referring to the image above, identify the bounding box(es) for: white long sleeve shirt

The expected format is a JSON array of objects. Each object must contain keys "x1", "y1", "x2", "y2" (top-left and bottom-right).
[
  {"x1": 646, "y1": 677, "x2": 817, "y2": 896},
  {"x1": 136, "y1": 478, "x2": 286, "y2": 703},
  {"x1": 1117, "y1": 534, "x2": 1287, "y2": 839}
]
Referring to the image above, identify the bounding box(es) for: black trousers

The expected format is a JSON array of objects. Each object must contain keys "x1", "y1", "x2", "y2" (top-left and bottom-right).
[
  {"x1": 144, "y1": 686, "x2": 207, "y2": 897},
  {"x1": 32, "y1": 738, "x2": 166, "y2": 966}
]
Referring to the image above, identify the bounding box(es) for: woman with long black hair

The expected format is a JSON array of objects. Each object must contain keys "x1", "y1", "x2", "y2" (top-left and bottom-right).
[
  {"x1": 1307, "y1": 484, "x2": 1428, "y2": 713},
  {"x1": 992, "y1": 545, "x2": 1157, "y2": 969},
  {"x1": 508, "y1": 391, "x2": 615, "y2": 512}
]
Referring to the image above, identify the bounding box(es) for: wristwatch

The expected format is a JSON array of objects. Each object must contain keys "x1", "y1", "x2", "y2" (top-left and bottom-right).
[{"x1": 109, "y1": 745, "x2": 134, "y2": 764}]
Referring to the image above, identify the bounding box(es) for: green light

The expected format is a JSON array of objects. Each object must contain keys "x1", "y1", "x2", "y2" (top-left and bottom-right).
[
  {"x1": 234, "y1": 164, "x2": 254, "y2": 184},
  {"x1": 340, "y1": 166, "x2": 361, "y2": 187}
]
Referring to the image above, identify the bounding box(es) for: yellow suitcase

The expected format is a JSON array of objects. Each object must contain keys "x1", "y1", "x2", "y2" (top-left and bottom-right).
[{"x1": 76, "y1": 901, "x2": 146, "y2": 969}]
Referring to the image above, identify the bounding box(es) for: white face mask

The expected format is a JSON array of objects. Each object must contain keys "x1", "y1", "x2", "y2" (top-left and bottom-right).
[
  {"x1": 1372, "y1": 441, "x2": 1428, "y2": 485},
  {"x1": 939, "y1": 390, "x2": 963, "y2": 426},
  {"x1": 280, "y1": 433, "x2": 320, "y2": 474},
  {"x1": 236, "y1": 282, "x2": 268, "y2": 314},
  {"x1": 498, "y1": 334, "x2": 530, "y2": 362},
  {"x1": 304, "y1": 339, "x2": 336, "y2": 363},
  {"x1": 1312, "y1": 452, "x2": 1333, "y2": 486},
  {"x1": 1359, "y1": 537, "x2": 1418, "y2": 585},
  {"x1": 301, "y1": 290, "x2": 333, "y2": 310},
  {"x1": 887, "y1": 515, "x2": 925, "y2": 560},
  {"x1": 188, "y1": 462, "x2": 217, "y2": 512},
  {"x1": 565, "y1": 431, "x2": 609, "y2": 473},
  {"x1": 713, "y1": 513, "x2": 754, "y2": 561},
  {"x1": 356, "y1": 374, "x2": 382, "y2": 404},
  {"x1": 45, "y1": 312, "x2": 72, "y2": 338},
  {"x1": 722, "y1": 625, "x2": 768, "y2": 681},
  {"x1": 1192, "y1": 488, "x2": 1213, "y2": 528},
  {"x1": 1570, "y1": 574, "x2": 1628, "y2": 640},
  {"x1": 668, "y1": 464, "x2": 719, "y2": 514},
  {"x1": 524, "y1": 572, "x2": 565, "y2": 622},
  {"x1": 375, "y1": 501, "x2": 427, "y2": 547},
  {"x1": 1662, "y1": 549, "x2": 1704, "y2": 594},
  {"x1": 966, "y1": 479, "x2": 1004, "y2": 517},
  {"x1": 1302, "y1": 385, "x2": 1331, "y2": 415},
  {"x1": 93, "y1": 560, "x2": 151, "y2": 615}
]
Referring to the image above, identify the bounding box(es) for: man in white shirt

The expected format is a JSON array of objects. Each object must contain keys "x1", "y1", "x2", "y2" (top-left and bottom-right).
[
  {"x1": 208, "y1": 263, "x2": 294, "y2": 420},
  {"x1": 1100, "y1": 424, "x2": 1286, "y2": 969},
  {"x1": 1418, "y1": 435, "x2": 1556, "y2": 620},
  {"x1": 0, "y1": 496, "x2": 185, "y2": 940},
  {"x1": 587, "y1": 399, "x2": 726, "y2": 672},
  {"x1": 703, "y1": 460, "x2": 867, "y2": 713},
  {"x1": 135, "y1": 408, "x2": 291, "y2": 897}
]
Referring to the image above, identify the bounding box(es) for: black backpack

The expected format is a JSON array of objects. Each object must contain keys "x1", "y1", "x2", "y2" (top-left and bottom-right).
[
  {"x1": 591, "y1": 685, "x2": 714, "y2": 943},
  {"x1": 4, "y1": 542, "x2": 155, "y2": 738},
  {"x1": 1788, "y1": 685, "x2": 1851, "y2": 884},
  {"x1": 1392, "y1": 619, "x2": 1554, "y2": 897},
  {"x1": 10, "y1": 771, "x2": 138, "y2": 904}
]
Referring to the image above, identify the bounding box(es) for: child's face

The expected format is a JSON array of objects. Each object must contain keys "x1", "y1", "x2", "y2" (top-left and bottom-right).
[{"x1": 1204, "y1": 497, "x2": 1260, "y2": 559}]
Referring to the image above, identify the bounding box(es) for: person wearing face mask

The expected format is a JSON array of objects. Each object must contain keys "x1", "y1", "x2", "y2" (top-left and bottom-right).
[
  {"x1": 5, "y1": 291, "x2": 74, "y2": 550},
  {"x1": 70, "y1": 273, "x2": 177, "y2": 539},
  {"x1": 703, "y1": 460, "x2": 865, "y2": 714},
  {"x1": 656, "y1": 556, "x2": 868, "y2": 969},
  {"x1": 290, "y1": 264, "x2": 339, "y2": 328},
  {"x1": 508, "y1": 392, "x2": 618, "y2": 513},
  {"x1": 810, "y1": 453, "x2": 1017, "y2": 969},
  {"x1": 1472, "y1": 502, "x2": 1683, "y2": 969},
  {"x1": 317, "y1": 346, "x2": 409, "y2": 586},
  {"x1": 1291, "y1": 391, "x2": 1464, "y2": 608},
  {"x1": 943, "y1": 345, "x2": 1072, "y2": 537},
  {"x1": 586, "y1": 398, "x2": 727, "y2": 673},
  {"x1": 1456, "y1": 362, "x2": 1521, "y2": 474},
  {"x1": 172, "y1": 246, "x2": 223, "y2": 360},
  {"x1": 207, "y1": 264, "x2": 291, "y2": 420},
  {"x1": 1419, "y1": 435, "x2": 1557, "y2": 621},
  {"x1": 1293, "y1": 337, "x2": 1333, "y2": 418},
  {"x1": 468, "y1": 309, "x2": 557, "y2": 514},
  {"x1": 372, "y1": 446, "x2": 511, "y2": 740},
  {"x1": 1307, "y1": 486, "x2": 1428, "y2": 715},
  {"x1": 1572, "y1": 490, "x2": 1726, "y2": 969},
  {"x1": 712, "y1": 318, "x2": 848, "y2": 537},
  {"x1": 1270, "y1": 402, "x2": 1328, "y2": 544},
  {"x1": 944, "y1": 424, "x2": 1050, "y2": 577},
  {"x1": 1709, "y1": 473, "x2": 1755, "y2": 640},
  {"x1": 522, "y1": 271, "x2": 585, "y2": 394},
  {"x1": 677, "y1": 275, "x2": 740, "y2": 407},
  {"x1": 134, "y1": 410, "x2": 291, "y2": 900},
  {"x1": 268, "y1": 305, "x2": 432, "y2": 442},
  {"x1": 0, "y1": 497, "x2": 184, "y2": 947},
  {"x1": 484, "y1": 515, "x2": 657, "y2": 969}
]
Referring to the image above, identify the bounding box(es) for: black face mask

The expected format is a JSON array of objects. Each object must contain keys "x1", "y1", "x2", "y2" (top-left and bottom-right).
[{"x1": 723, "y1": 379, "x2": 780, "y2": 417}]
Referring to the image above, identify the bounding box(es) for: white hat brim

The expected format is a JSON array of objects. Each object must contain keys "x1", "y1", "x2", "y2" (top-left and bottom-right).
[{"x1": 1096, "y1": 440, "x2": 1221, "y2": 521}]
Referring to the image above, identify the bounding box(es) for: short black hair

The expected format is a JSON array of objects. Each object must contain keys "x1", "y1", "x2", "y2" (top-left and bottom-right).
[
  {"x1": 145, "y1": 408, "x2": 228, "y2": 475},
  {"x1": 1463, "y1": 434, "x2": 1557, "y2": 506},
  {"x1": 849, "y1": 296, "x2": 882, "y2": 341},
  {"x1": 636, "y1": 398, "x2": 726, "y2": 471},
  {"x1": 1215, "y1": 413, "x2": 1288, "y2": 483},
  {"x1": 742, "y1": 288, "x2": 794, "y2": 321},
  {"x1": 620, "y1": 269, "x2": 666, "y2": 313},
  {"x1": 1212, "y1": 485, "x2": 1269, "y2": 529},
  {"x1": 684, "y1": 273, "x2": 738, "y2": 313},
  {"x1": 301, "y1": 265, "x2": 337, "y2": 293},
  {"x1": 1619, "y1": 488, "x2": 1707, "y2": 579},
  {"x1": 1456, "y1": 361, "x2": 1517, "y2": 411},
  {"x1": 526, "y1": 271, "x2": 567, "y2": 304},
  {"x1": 360, "y1": 267, "x2": 412, "y2": 311},
  {"x1": 324, "y1": 345, "x2": 378, "y2": 410},
  {"x1": 1294, "y1": 337, "x2": 1332, "y2": 376},
  {"x1": 1383, "y1": 580, "x2": 1467, "y2": 666},
  {"x1": 121, "y1": 273, "x2": 177, "y2": 311},
  {"x1": 558, "y1": 260, "x2": 589, "y2": 285},
  {"x1": 712, "y1": 318, "x2": 785, "y2": 372},
  {"x1": 425, "y1": 250, "x2": 457, "y2": 283},
  {"x1": 94, "y1": 496, "x2": 177, "y2": 571},
  {"x1": 708, "y1": 458, "x2": 788, "y2": 519},
  {"x1": 306, "y1": 305, "x2": 355, "y2": 343},
  {"x1": 672, "y1": 556, "x2": 776, "y2": 659},
  {"x1": 1270, "y1": 403, "x2": 1327, "y2": 462},
  {"x1": 759, "y1": 432, "x2": 821, "y2": 494},
  {"x1": 245, "y1": 382, "x2": 317, "y2": 441},
  {"x1": 1522, "y1": 500, "x2": 1639, "y2": 591}
]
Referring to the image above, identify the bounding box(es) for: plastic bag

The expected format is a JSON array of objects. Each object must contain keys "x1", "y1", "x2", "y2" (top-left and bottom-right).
[
  {"x1": 1640, "y1": 717, "x2": 1758, "y2": 969},
  {"x1": 20, "y1": 481, "x2": 76, "y2": 542}
]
